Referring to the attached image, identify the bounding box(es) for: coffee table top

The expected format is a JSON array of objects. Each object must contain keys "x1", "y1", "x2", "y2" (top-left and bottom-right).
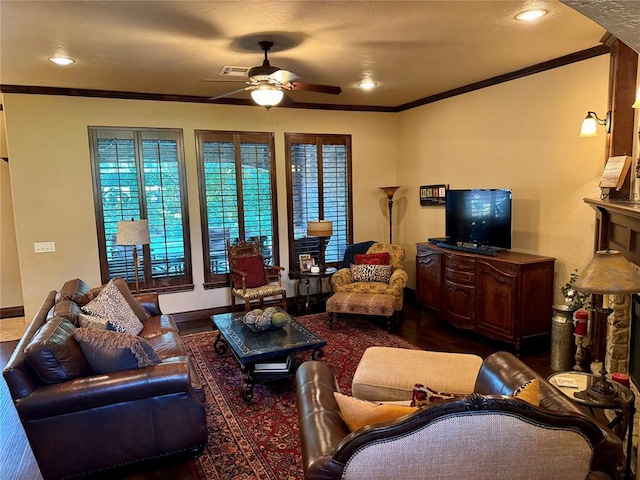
[{"x1": 211, "y1": 307, "x2": 326, "y2": 364}]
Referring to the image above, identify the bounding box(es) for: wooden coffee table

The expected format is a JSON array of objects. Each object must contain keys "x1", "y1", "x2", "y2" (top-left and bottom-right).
[{"x1": 211, "y1": 307, "x2": 326, "y2": 403}]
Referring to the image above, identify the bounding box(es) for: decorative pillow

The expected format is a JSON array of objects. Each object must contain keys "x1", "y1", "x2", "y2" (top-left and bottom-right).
[
  {"x1": 25, "y1": 316, "x2": 93, "y2": 383},
  {"x1": 354, "y1": 252, "x2": 391, "y2": 265},
  {"x1": 230, "y1": 255, "x2": 268, "y2": 288},
  {"x1": 73, "y1": 327, "x2": 161, "y2": 374},
  {"x1": 350, "y1": 263, "x2": 393, "y2": 283},
  {"x1": 76, "y1": 277, "x2": 149, "y2": 322},
  {"x1": 338, "y1": 241, "x2": 376, "y2": 269},
  {"x1": 510, "y1": 378, "x2": 540, "y2": 406},
  {"x1": 410, "y1": 384, "x2": 467, "y2": 407},
  {"x1": 81, "y1": 279, "x2": 143, "y2": 335},
  {"x1": 78, "y1": 313, "x2": 109, "y2": 330},
  {"x1": 334, "y1": 392, "x2": 417, "y2": 432}
]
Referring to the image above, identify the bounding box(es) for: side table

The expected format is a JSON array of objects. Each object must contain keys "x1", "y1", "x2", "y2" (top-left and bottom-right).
[
  {"x1": 548, "y1": 371, "x2": 635, "y2": 479},
  {"x1": 289, "y1": 267, "x2": 336, "y2": 311}
]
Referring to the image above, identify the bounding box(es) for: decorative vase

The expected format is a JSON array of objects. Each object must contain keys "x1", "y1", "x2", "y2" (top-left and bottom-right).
[{"x1": 550, "y1": 304, "x2": 576, "y2": 371}]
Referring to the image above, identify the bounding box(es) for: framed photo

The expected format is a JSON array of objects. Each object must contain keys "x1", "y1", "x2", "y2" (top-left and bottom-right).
[
  {"x1": 299, "y1": 254, "x2": 314, "y2": 272},
  {"x1": 420, "y1": 184, "x2": 448, "y2": 206}
]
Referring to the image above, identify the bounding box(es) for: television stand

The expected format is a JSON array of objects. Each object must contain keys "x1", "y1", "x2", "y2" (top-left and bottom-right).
[{"x1": 436, "y1": 242, "x2": 501, "y2": 257}]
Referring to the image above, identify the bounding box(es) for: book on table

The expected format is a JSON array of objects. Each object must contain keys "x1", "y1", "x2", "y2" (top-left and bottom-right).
[{"x1": 254, "y1": 355, "x2": 292, "y2": 372}]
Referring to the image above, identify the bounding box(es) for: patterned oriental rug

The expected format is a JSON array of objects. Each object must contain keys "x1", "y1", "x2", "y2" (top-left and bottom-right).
[{"x1": 183, "y1": 313, "x2": 419, "y2": 480}]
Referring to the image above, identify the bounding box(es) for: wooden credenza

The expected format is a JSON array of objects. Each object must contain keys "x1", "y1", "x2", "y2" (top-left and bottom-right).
[{"x1": 416, "y1": 243, "x2": 555, "y2": 351}]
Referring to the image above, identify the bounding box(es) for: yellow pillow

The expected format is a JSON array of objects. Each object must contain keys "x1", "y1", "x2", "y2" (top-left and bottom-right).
[
  {"x1": 333, "y1": 392, "x2": 418, "y2": 431},
  {"x1": 511, "y1": 378, "x2": 540, "y2": 406}
]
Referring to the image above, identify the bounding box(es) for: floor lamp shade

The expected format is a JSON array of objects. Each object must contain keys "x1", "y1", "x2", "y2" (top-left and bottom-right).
[{"x1": 307, "y1": 220, "x2": 333, "y2": 238}]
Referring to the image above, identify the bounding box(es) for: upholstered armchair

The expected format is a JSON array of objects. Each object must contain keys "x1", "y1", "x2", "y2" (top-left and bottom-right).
[
  {"x1": 227, "y1": 239, "x2": 287, "y2": 311},
  {"x1": 330, "y1": 242, "x2": 408, "y2": 311}
]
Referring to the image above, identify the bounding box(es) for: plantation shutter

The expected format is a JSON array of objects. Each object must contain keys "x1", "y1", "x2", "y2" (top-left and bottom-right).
[
  {"x1": 196, "y1": 131, "x2": 277, "y2": 287},
  {"x1": 285, "y1": 133, "x2": 352, "y2": 271},
  {"x1": 89, "y1": 127, "x2": 192, "y2": 292}
]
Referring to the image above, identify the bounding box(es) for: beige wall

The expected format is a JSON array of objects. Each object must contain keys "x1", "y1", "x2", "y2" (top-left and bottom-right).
[
  {"x1": 0, "y1": 107, "x2": 24, "y2": 310},
  {"x1": 397, "y1": 55, "x2": 610, "y2": 305},
  {"x1": 2, "y1": 95, "x2": 397, "y2": 318}
]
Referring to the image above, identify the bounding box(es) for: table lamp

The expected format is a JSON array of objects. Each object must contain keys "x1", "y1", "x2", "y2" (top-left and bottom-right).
[
  {"x1": 117, "y1": 219, "x2": 150, "y2": 293},
  {"x1": 573, "y1": 249, "x2": 640, "y2": 401},
  {"x1": 307, "y1": 220, "x2": 333, "y2": 271}
]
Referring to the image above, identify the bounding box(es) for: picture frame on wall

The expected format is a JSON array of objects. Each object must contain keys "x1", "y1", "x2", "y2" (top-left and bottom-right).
[
  {"x1": 420, "y1": 184, "x2": 448, "y2": 206},
  {"x1": 299, "y1": 254, "x2": 315, "y2": 272}
]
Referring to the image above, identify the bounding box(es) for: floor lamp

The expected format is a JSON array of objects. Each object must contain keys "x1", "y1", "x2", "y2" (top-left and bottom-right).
[
  {"x1": 573, "y1": 249, "x2": 640, "y2": 401},
  {"x1": 307, "y1": 220, "x2": 333, "y2": 271},
  {"x1": 117, "y1": 219, "x2": 150, "y2": 294},
  {"x1": 379, "y1": 186, "x2": 400, "y2": 244}
]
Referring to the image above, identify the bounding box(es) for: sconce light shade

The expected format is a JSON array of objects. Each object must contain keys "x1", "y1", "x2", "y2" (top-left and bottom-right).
[
  {"x1": 573, "y1": 250, "x2": 640, "y2": 294},
  {"x1": 633, "y1": 86, "x2": 640, "y2": 108},
  {"x1": 117, "y1": 219, "x2": 150, "y2": 246},
  {"x1": 579, "y1": 111, "x2": 611, "y2": 137},
  {"x1": 307, "y1": 220, "x2": 333, "y2": 238},
  {"x1": 250, "y1": 85, "x2": 284, "y2": 107}
]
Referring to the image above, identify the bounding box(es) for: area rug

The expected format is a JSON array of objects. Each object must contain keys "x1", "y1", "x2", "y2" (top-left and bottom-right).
[{"x1": 183, "y1": 313, "x2": 419, "y2": 480}]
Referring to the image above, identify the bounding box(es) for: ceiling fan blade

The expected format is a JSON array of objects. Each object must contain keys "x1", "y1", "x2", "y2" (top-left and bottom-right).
[
  {"x1": 287, "y1": 82, "x2": 342, "y2": 95},
  {"x1": 202, "y1": 79, "x2": 248, "y2": 83},
  {"x1": 209, "y1": 86, "x2": 252, "y2": 101},
  {"x1": 269, "y1": 69, "x2": 299, "y2": 84}
]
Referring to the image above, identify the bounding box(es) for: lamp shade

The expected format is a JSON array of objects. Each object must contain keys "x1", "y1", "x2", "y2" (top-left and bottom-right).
[
  {"x1": 379, "y1": 186, "x2": 400, "y2": 200},
  {"x1": 573, "y1": 250, "x2": 640, "y2": 294},
  {"x1": 307, "y1": 220, "x2": 333, "y2": 237},
  {"x1": 250, "y1": 86, "x2": 284, "y2": 107},
  {"x1": 117, "y1": 220, "x2": 150, "y2": 246},
  {"x1": 579, "y1": 114, "x2": 598, "y2": 137},
  {"x1": 632, "y1": 86, "x2": 640, "y2": 108}
]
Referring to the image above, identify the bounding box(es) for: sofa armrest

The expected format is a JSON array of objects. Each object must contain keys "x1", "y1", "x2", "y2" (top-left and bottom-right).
[
  {"x1": 134, "y1": 292, "x2": 162, "y2": 316},
  {"x1": 296, "y1": 361, "x2": 350, "y2": 480},
  {"x1": 330, "y1": 268, "x2": 352, "y2": 289},
  {"x1": 15, "y1": 361, "x2": 194, "y2": 420}
]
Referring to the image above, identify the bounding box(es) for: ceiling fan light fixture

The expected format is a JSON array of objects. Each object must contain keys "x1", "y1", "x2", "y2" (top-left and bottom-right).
[
  {"x1": 250, "y1": 85, "x2": 284, "y2": 107},
  {"x1": 48, "y1": 56, "x2": 75, "y2": 66},
  {"x1": 358, "y1": 80, "x2": 377, "y2": 90},
  {"x1": 515, "y1": 9, "x2": 547, "y2": 21}
]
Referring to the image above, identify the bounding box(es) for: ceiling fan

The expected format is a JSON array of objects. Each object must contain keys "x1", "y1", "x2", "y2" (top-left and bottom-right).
[{"x1": 209, "y1": 41, "x2": 342, "y2": 108}]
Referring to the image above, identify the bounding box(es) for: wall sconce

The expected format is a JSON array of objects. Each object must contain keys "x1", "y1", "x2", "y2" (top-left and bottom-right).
[
  {"x1": 579, "y1": 111, "x2": 611, "y2": 137},
  {"x1": 633, "y1": 87, "x2": 640, "y2": 108}
]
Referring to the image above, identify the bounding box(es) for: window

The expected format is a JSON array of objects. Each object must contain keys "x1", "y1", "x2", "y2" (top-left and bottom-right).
[
  {"x1": 285, "y1": 133, "x2": 352, "y2": 270},
  {"x1": 196, "y1": 131, "x2": 278, "y2": 287},
  {"x1": 88, "y1": 127, "x2": 192, "y2": 292}
]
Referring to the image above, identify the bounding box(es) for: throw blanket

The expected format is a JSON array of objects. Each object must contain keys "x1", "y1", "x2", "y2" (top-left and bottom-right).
[{"x1": 338, "y1": 240, "x2": 376, "y2": 269}]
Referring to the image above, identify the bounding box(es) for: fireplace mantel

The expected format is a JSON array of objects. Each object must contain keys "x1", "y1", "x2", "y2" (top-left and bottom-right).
[{"x1": 584, "y1": 198, "x2": 640, "y2": 268}]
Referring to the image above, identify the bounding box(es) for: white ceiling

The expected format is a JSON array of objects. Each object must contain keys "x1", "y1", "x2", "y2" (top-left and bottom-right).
[{"x1": 0, "y1": 1, "x2": 625, "y2": 109}]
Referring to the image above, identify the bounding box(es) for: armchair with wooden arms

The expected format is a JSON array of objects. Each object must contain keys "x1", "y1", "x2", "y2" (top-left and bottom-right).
[{"x1": 227, "y1": 239, "x2": 287, "y2": 311}]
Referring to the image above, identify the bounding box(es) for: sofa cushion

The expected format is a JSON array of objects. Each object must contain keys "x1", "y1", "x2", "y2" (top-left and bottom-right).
[
  {"x1": 48, "y1": 299, "x2": 84, "y2": 326},
  {"x1": 410, "y1": 384, "x2": 466, "y2": 407},
  {"x1": 55, "y1": 278, "x2": 92, "y2": 304},
  {"x1": 354, "y1": 252, "x2": 390, "y2": 265},
  {"x1": 73, "y1": 327, "x2": 161, "y2": 373},
  {"x1": 333, "y1": 392, "x2": 417, "y2": 432},
  {"x1": 230, "y1": 255, "x2": 268, "y2": 288},
  {"x1": 350, "y1": 264, "x2": 393, "y2": 283},
  {"x1": 77, "y1": 312, "x2": 109, "y2": 330},
  {"x1": 139, "y1": 314, "x2": 179, "y2": 337},
  {"x1": 82, "y1": 279, "x2": 143, "y2": 335},
  {"x1": 144, "y1": 332, "x2": 186, "y2": 359},
  {"x1": 510, "y1": 378, "x2": 540, "y2": 406},
  {"x1": 25, "y1": 316, "x2": 93, "y2": 383}
]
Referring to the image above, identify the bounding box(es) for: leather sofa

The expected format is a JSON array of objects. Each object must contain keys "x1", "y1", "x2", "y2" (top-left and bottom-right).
[
  {"x1": 2, "y1": 279, "x2": 207, "y2": 480},
  {"x1": 296, "y1": 351, "x2": 623, "y2": 480}
]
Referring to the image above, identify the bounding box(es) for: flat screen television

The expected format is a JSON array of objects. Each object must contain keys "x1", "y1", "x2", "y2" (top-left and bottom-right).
[{"x1": 445, "y1": 189, "x2": 512, "y2": 250}]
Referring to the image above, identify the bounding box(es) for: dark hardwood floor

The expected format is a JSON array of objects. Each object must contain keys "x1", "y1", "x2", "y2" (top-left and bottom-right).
[{"x1": 0, "y1": 297, "x2": 552, "y2": 480}]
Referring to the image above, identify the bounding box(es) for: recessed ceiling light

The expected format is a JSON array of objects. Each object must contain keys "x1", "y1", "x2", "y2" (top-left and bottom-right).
[
  {"x1": 48, "y1": 56, "x2": 75, "y2": 66},
  {"x1": 515, "y1": 9, "x2": 547, "y2": 21},
  {"x1": 358, "y1": 80, "x2": 377, "y2": 91}
]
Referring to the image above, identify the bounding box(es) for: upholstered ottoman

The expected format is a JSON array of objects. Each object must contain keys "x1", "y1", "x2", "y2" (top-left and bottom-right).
[
  {"x1": 352, "y1": 346, "x2": 483, "y2": 401},
  {"x1": 325, "y1": 292, "x2": 397, "y2": 331}
]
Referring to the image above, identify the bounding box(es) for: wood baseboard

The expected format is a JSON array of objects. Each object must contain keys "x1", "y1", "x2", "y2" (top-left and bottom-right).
[{"x1": 0, "y1": 306, "x2": 24, "y2": 319}]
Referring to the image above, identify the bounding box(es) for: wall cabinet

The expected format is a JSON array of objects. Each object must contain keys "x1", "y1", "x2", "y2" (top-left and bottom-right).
[{"x1": 416, "y1": 243, "x2": 555, "y2": 351}]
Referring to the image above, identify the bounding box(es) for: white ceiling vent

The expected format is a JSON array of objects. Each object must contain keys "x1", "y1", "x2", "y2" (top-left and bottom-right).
[{"x1": 219, "y1": 66, "x2": 250, "y2": 77}]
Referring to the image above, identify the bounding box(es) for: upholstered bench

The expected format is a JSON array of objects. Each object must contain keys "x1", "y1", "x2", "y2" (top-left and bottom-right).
[
  {"x1": 352, "y1": 346, "x2": 484, "y2": 401},
  {"x1": 325, "y1": 292, "x2": 397, "y2": 331}
]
